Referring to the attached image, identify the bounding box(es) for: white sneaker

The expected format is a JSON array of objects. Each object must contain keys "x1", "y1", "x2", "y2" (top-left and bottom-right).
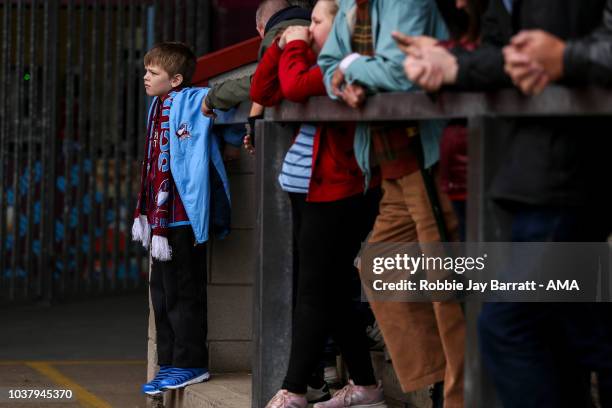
[
  {"x1": 324, "y1": 366, "x2": 340, "y2": 386},
  {"x1": 306, "y1": 383, "x2": 332, "y2": 403}
]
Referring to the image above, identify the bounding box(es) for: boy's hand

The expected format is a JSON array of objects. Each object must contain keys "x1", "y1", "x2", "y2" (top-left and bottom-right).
[
  {"x1": 279, "y1": 31, "x2": 288, "y2": 49},
  {"x1": 243, "y1": 135, "x2": 256, "y2": 155},
  {"x1": 201, "y1": 98, "x2": 217, "y2": 118},
  {"x1": 284, "y1": 26, "x2": 310, "y2": 46},
  {"x1": 223, "y1": 144, "x2": 241, "y2": 162}
]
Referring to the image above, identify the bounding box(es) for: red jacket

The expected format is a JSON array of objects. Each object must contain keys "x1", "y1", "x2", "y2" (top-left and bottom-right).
[
  {"x1": 251, "y1": 40, "x2": 378, "y2": 202},
  {"x1": 439, "y1": 122, "x2": 467, "y2": 201}
]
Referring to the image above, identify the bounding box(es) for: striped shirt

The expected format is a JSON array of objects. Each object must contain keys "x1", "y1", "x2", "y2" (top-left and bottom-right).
[{"x1": 278, "y1": 124, "x2": 317, "y2": 193}]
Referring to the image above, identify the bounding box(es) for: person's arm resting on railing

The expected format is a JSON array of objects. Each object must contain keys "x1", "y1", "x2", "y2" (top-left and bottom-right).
[
  {"x1": 502, "y1": 0, "x2": 612, "y2": 95},
  {"x1": 563, "y1": 0, "x2": 612, "y2": 86},
  {"x1": 452, "y1": 0, "x2": 514, "y2": 90},
  {"x1": 202, "y1": 75, "x2": 252, "y2": 116},
  {"x1": 402, "y1": 0, "x2": 513, "y2": 92},
  {"x1": 320, "y1": 0, "x2": 446, "y2": 96}
]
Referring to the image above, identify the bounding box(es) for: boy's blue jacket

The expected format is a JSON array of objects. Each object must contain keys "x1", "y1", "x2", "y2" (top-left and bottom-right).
[{"x1": 147, "y1": 87, "x2": 231, "y2": 244}]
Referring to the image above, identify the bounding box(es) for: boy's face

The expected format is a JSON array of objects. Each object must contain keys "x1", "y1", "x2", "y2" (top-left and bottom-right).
[{"x1": 143, "y1": 64, "x2": 183, "y2": 97}]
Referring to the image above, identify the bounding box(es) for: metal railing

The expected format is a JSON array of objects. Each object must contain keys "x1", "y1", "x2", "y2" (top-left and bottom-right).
[{"x1": 252, "y1": 85, "x2": 612, "y2": 408}]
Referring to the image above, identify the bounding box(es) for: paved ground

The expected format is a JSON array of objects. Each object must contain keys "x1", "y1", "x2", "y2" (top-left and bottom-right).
[{"x1": 0, "y1": 293, "x2": 149, "y2": 408}]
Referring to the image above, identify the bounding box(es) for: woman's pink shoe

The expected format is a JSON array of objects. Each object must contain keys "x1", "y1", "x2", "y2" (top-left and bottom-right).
[
  {"x1": 313, "y1": 381, "x2": 387, "y2": 408},
  {"x1": 265, "y1": 390, "x2": 308, "y2": 408}
]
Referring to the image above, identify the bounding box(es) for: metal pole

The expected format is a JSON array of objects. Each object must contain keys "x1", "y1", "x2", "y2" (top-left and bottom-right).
[
  {"x1": 124, "y1": 0, "x2": 136, "y2": 289},
  {"x1": 61, "y1": 0, "x2": 75, "y2": 298},
  {"x1": 74, "y1": 0, "x2": 88, "y2": 295},
  {"x1": 0, "y1": 0, "x2": 13, "y2": 300},
  {"x1": 98, "y1": 0, "x2": 113, "y2": 293},
  {"x1": 112, "y1": 0, "x2": 125, "y2": 290},
  {"x1": 40, "y1": 0, "x2": 59, "y2": 304},
  {"x1": 25, "y1": 0, "x2": 38, "y2": 299},
  {"x1": 252, "y1": 120, "x2": 294, "y2": 408},
  {"x1": 10, "y1": 0, "x2": 24, "y2": 301},
  {"x1": 465, "y1": 116, "x2": 512, "y2": 408},
  {"x1": 87, "y1": 0, "x2": 100, "y2": 293},
  {"x1": 46, "y1": 0, "x2": 59, "y2": 303}
]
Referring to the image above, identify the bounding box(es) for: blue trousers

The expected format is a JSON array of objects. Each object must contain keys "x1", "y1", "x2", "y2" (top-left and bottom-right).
[{"x1": 478, "y1": 204, "x2": 612, "y2": 408}]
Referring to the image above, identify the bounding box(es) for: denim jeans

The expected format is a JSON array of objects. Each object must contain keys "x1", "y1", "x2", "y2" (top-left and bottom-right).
[{"x1": 479, "y1": 204, "x2": 612, "y2": 408}]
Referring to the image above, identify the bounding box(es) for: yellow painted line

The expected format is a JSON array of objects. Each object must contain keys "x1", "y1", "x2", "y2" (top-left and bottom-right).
[
  {"x1": 25, "y1": 362, "x2": 113, "y2": 408},
  {"x1": 0, "y1": 359, "x2": 145, "y2": 366}
]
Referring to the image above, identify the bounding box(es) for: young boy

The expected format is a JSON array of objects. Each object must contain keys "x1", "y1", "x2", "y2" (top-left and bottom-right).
[{"x1": 132, "y1": 42, "x2": 232, "y2": 395}]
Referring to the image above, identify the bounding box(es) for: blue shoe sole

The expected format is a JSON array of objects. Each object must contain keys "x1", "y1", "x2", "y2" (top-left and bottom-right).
[{"x1": 160, "y1": 372, "x2": 211, "y2": 390}]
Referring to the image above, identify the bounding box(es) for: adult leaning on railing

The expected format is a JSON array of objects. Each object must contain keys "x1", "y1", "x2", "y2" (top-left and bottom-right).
[{"x1": 248, "y1": 85, "x2": 612, "y2": 408}]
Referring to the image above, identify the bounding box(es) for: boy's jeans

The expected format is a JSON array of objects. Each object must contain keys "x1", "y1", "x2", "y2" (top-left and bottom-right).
[{"x1": 150, "y1": 226, "x2": 209, "y2": 368}]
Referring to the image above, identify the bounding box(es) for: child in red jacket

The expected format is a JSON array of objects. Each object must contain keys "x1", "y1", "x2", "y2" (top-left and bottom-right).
[{"x1": 250, "y1": 2, "x2": 385, "y2": 408}]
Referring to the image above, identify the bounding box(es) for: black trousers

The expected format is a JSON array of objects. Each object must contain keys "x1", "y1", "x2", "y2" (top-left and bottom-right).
[
  {"x1": 150, "y1": 226, "x2": 209, "y2": 368},
  {"x1": 282, "y1": 190, "x2": 381, "y2": 394}
]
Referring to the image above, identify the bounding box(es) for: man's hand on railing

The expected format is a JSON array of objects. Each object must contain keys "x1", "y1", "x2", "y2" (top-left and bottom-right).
[
  {"x1": 392, "y1": 31, "x2": 438, "y2": 57},
  {"x1": 503, "y1": 46, "x2": 550, "y2": 96},
  {"x1": 502, "y1": 29, "x2": 565, "y2": 96},
  {"x1": 397, "y1": 35, "x2": 458, "y2": 92},
  {"x1": 403, "y1": 45, "x2": 458, "y2": 92},
  {"x1": 510, "y1": 30, "x2": 565, "y2": 82},
  {"x1": 404, "y1": 58, "x2": 445, "y2": 93}
]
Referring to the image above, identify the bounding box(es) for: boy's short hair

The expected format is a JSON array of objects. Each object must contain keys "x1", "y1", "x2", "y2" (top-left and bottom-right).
[
  {"x1": 144, "y1": 42, "x2": 197, "y2": 86},
  {"x1": 256, "y1": 0, "x2": 290, "y2": 29}
]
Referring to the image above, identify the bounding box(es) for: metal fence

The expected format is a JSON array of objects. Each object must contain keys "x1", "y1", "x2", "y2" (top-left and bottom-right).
[
  {"x1": 252, "y1": 86, "x2": 612, "y2": 408},
  {"x1": 0, "y1": 0, "x2": 211, "y2": 304}
]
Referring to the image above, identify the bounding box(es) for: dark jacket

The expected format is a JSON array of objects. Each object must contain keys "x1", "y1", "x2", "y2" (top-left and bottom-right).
[
  {"x1": 204, "y1": 7, "x2": 310, "y2": 111},
  {"x1": 452, "y1": 0, "x2": 612, "y2": 207}
]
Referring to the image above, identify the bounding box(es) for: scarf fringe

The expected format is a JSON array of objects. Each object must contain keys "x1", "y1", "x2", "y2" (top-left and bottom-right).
[
  {"x1": 132, "y1": 215, "x2": 151, "y2": 249},
  {"x1": 151, "y1": 235, "x2": 172, "y2": 261}
]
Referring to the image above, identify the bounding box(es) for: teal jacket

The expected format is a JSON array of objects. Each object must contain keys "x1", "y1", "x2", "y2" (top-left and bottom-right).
[{"x1": 318, "y1": 0, "x2": 448, "y2": 184}]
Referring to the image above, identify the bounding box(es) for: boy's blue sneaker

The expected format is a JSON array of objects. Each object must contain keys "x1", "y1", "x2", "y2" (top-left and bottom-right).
[
  {"x1": 141, "y1": 365, "x2": 173, "y2": 396},
  {"x1": 159, "y1": 367, "x2": 210, "y2": 390}
]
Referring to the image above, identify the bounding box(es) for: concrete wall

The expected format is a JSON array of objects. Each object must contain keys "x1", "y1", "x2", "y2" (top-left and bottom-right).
[
  {"x1": 207, "y1": 149, "x2": 256, "y2": 373},
  {"x1": 205, "y1": 63, "x2": 257, "y2": 373}
]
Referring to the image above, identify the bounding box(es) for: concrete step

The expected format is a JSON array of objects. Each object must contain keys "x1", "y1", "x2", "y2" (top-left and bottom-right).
[
  {"x1": 160, "y1": 373, "x2": 252, "y2": 408},
  {"x1": 149, "y1": 353, "x2": 431, "y2": 408}
]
